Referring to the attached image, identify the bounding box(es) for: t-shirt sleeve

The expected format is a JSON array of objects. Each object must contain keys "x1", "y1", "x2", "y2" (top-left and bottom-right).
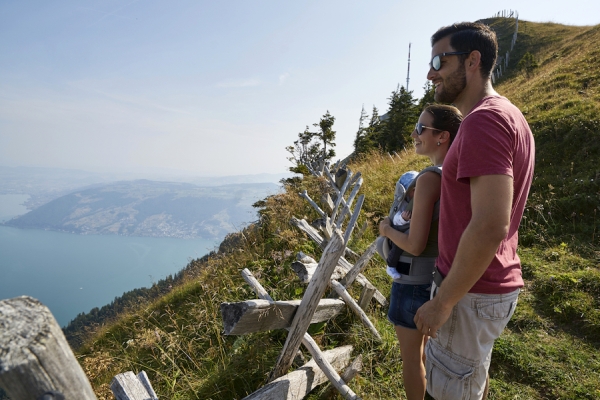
[{"x1": 455, "y1": 110, "x2": 514, "y2": 183}]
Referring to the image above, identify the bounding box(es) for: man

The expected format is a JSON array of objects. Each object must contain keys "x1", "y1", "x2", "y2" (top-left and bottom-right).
[{"x1": 413, "y1": 22, "x2": 535, "y2": 399}]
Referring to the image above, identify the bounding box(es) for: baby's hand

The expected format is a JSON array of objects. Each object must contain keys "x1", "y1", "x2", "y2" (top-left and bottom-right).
[{"x1": 401, "y1": 210, "x2": 412, "y2": 221}]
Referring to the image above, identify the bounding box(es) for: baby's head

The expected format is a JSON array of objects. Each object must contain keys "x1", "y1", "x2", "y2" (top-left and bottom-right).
[
  {"x1": 406, "y1": 186, "x2": 416, "y2": 200},
  {"x1": 399, "y1": 171, "x2": 418, "y2": 191}
]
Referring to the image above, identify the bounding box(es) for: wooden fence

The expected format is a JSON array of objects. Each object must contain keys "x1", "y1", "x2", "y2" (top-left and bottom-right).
[
  {"x1": 220, "y1": 160, "x2": 385, "y2": 399},
  {"x1": 490, "y1": 9, "x2": 520, "y2": 84}
]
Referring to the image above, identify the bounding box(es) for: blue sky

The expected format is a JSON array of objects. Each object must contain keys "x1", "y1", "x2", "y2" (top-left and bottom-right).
[{"x1": 1, "y1": 1, "x2": 598, "y2": 177}]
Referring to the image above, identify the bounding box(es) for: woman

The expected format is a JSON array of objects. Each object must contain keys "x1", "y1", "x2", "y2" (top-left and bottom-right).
[{"x1": 379, "y1": 104, "x2": 462, "y2": 399}]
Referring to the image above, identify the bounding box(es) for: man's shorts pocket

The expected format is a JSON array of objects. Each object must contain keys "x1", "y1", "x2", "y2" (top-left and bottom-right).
[
  {"x1": 426, "y1": 340, "x2": 477, "y2": 400},
  {"x1": 475, "y1": 298, "x2": 517, "y2": 321}
]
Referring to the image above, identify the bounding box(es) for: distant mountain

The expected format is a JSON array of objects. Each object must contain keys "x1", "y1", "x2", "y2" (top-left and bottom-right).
[
  {"x1": 0, "y1": 165, "x2": 292, "y2": 209},
  {"x1": 3, "y1": 180, "x2": 280, "y2": 239}
]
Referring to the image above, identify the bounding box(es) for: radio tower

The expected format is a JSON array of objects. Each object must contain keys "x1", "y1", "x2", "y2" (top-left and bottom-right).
[{"x1": 406, "y1": 43, "x2": 411, "y2": 91}]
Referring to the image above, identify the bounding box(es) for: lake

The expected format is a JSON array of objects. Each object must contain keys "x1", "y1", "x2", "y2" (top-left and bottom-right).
[{"x1": 0, "y1": 194, "x2": 218, "y2": 327}]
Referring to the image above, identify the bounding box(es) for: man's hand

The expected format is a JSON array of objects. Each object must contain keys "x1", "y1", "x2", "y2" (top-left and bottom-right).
[
  {"x1": 414, "y1": 296, "x2": 453, "y2": 338},
  {"x1": 379, "y1": 216, "x2": 391, "y2": 237}
]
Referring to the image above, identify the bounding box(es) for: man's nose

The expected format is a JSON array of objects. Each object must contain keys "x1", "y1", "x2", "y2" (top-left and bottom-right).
[{"x1": 427, "y1": 67, "x2": 436, "y2": 81}]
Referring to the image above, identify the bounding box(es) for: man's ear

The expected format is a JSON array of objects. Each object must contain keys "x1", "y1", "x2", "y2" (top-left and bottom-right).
[{"x1": 465, "y1": 50, "x2": 482, "y2": 71}]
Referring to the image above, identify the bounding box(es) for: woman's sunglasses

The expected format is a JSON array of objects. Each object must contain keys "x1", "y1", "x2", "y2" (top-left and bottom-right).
[
  {"x1": 429, "y1": 51, "x2": 470, "y2": 71},
  {"x1": 414, "y1": 122, "x2": 443, "y2": 136}
]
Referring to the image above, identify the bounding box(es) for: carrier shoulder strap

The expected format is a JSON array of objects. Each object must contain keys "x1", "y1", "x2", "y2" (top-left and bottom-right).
[
  {"x1": 414, "y1": 165, "x2": 442, "y2": 222},
  {"x1": 391, "y1": 165, "x2": 443, "y2": 285},
  {"x1": 392, "y1": 165, "x2": 442, "y2": 225}
]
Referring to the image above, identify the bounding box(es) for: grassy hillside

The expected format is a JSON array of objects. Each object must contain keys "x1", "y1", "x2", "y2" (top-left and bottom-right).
[
  {"x1": 61, "y1": 18, "x2": 600, "y2": 400},
  {"x1": 488, "y1": 18, "x2": 600, "y2": 245}
]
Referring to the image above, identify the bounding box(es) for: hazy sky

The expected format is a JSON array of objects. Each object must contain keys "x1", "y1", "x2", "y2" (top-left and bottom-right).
[{"x1": 1, "y1": 1, "x2": 598, "y2": 177}]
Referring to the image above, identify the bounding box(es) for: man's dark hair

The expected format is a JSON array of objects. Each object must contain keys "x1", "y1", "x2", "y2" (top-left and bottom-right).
[{"x1": 431, "y1": 22, "x2": 498, "y2": 79}]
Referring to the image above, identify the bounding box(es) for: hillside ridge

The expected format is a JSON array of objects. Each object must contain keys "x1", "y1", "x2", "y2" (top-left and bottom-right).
[{"x1": 3, "y1": 180, "x2": 279, "y2": 239}]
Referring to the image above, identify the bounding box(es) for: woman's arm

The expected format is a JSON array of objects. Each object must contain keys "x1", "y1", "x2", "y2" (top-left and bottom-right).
[{"x1": 378, "y1": 172, "x2": 441, "y2": 256}]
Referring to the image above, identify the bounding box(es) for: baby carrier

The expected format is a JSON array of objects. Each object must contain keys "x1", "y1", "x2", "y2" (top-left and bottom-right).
[{"x1": 376, "y1": 165, "x2": 442, "y2": 285}]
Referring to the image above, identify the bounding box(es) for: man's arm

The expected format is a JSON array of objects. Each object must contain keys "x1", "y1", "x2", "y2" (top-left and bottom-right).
[{"x1": 414, "y1": 174, "x2": 513, "y2": 337}]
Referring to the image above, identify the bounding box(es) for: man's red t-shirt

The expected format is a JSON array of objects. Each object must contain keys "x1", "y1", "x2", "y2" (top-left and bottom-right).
[{"x1": 437, "y1": 95, "x2": 535, "y2": 294}]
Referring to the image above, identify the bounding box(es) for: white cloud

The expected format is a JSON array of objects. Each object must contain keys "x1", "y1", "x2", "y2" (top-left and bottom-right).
[{"x1": 215, "y1": 78, "x2": 261, "y2": 88}]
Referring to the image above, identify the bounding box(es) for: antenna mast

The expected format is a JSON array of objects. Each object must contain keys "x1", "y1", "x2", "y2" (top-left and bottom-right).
[{"x1": 406, "y1": 43, "x2": 411, "y2": 91}]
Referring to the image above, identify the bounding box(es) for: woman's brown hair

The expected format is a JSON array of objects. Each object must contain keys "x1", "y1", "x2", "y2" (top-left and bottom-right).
[{"x1": 424, "y1": 104, "x2": 463, "y2": 145}]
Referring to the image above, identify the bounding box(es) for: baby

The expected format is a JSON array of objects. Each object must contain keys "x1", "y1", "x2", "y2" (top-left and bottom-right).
[{"x1": 386, "y1": 171, "x2": 417, "y2": 280}]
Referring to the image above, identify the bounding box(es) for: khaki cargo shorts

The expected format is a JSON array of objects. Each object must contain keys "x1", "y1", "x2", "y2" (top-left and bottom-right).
[{"x1": 425, "y1": 289, "x2": 520, "y2": 400}]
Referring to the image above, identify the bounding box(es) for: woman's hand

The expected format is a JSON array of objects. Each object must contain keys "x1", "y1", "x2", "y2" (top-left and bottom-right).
[{"x1": 379, "y1": 217, "x2": 391, "y2": 237}]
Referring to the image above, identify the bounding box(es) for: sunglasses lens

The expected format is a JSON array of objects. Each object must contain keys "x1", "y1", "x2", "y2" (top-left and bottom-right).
[
  {"x1": 432, "y1": 55, "x2": 441, "y2": 70},
  {"x1": 415, "y1": 123, "x2": 422, "y2": 135}
]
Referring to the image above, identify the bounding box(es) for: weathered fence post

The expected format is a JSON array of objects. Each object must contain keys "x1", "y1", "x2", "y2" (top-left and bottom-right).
[
  {"x1": 357, "y1": 283, "x2": 377, "y2": 311},
  {"x1": 0, "y1": 296, "x2": 98, "y2": 400},
  {"x1": 111, "y1": 370, "x2": 158, "y2": 400},
  {"x1": 269, "y1": 230, "x2": 346, "y2": 381}
]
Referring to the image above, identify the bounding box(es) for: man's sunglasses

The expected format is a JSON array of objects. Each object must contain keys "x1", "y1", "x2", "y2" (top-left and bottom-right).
[
  {"x1": 429, "y1": 51, "x2": 470, "y2": 71},
  {"x1": 414, "y1": 122, "x2": 443, "y2": 135}
]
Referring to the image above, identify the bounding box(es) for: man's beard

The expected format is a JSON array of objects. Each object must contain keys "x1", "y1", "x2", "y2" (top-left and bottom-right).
[{"x1": 434, "y1": 64, "x2": 467, "y2": 104}]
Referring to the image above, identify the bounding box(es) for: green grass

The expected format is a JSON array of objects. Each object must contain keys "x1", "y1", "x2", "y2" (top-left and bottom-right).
[{"x1": 67, "y1": 17, "x2": 600, "y2": 400}]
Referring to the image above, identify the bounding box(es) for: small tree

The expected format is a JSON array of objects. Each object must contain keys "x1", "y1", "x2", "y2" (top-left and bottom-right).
[
  {"x1": 286, "y1": 111, "x2": 337, "y2": 174},
  {"x1": 518, "y1": 52, "x2": 539, "y2": 77},
  {"x1": 313, "y1": 110, "x2": 336, "y2": 161}
]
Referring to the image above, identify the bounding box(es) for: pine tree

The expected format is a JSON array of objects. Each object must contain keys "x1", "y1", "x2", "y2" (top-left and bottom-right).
[
  {"x1": 376, "y1": 86, "x2": 419, "y2": 153},
  {"x1": 417, "y1": 81, "x2": 436, "y2": 109},
  {"x1": 354, "y1": 106, "x2": 381, "y2": 155}
]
